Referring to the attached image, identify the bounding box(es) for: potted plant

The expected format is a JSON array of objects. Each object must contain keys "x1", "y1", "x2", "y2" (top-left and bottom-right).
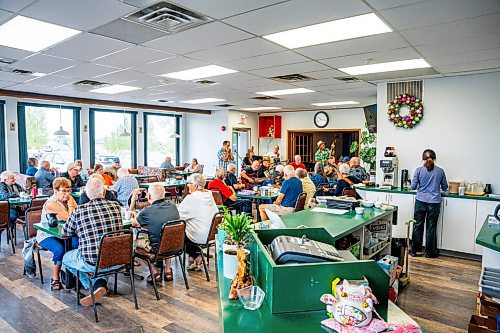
[{"x1": 219, "y1": 207, "x2": 253, "y2": 280}]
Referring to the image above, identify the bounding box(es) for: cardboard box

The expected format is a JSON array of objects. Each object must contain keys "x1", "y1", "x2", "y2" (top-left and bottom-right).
[
  {"x1": 377, "y1": 255, "x2": 399, "y2": 285},
  {"x1": 479, "y1": 294, "x2": 500, "y2": 318},
  {"x1": 468, "y1": 315, "x2": 497, "y2": 333}
]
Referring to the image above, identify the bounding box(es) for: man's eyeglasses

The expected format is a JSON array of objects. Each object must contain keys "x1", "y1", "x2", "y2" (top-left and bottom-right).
[{"x1": 57, "y1": 189, "x2": 71, "y2": 193}]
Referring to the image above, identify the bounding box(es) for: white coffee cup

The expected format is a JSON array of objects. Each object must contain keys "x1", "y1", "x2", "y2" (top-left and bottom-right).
[
  {"x1": 458, "y1": 186, "x2": 465, "y2": 196},
  {"x1": 124, "y1": 210, "x2": 131, "y2": 220}
]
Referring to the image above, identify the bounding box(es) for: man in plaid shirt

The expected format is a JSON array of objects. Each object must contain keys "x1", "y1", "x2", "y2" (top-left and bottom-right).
[
  {"x1": 217, "y1": 140, "x2": 234, "y2": 169},
  {"x1": 62, "y1": 177, "x2": 123, "y2": 306}
]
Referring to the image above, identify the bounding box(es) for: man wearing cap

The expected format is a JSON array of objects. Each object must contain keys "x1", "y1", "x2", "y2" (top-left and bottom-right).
[
  {"x1": 315, "y1": 141, "x2": 334, "y2": 164},
  {"x1": 62, "y1": 163, "x2": 86, "y2": 191},
  {"x1": 104, "y1": 157, "x2": 121, "y2": 181}
]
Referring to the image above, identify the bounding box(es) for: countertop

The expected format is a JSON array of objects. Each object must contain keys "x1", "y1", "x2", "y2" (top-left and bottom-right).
[
  {"x1": 475, "y1": 215, "x2": 500, "y2": 252},
  {"x1": 357, "y1": 186, "x2": 500, "y2": 202}
]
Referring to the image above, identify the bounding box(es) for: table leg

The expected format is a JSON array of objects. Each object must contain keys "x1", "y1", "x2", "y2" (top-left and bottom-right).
[
  {"x1": 61, "y1": 238, "x2": 76, "y2": 289},
  {"x1": 255, "y1": 200, "x2": 261, "y2": 222}
]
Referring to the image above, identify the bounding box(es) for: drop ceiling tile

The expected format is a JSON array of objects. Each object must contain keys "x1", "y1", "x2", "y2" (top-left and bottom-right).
[
  {"x1": 400, "y1": 13, "x2": 500, "y2": 46},
  {"x1": 435, "y1": 58, "x2": 500, "y2": 74},
  {"x1": 0, "y1": 8, "x2": 13, "y2": 23},
  {"x1": 0, "y1": 0, "x2": 34, "y2": 13},
  {"x1": 295, "y1": 32, "x2": 408, "y2": 60},
  {"x1": 0, "y1": 80, "x2": 17, "y2": 88},
  {"x1": 415, "y1": 32, "x2": 500, "y2": 57},
  {"x1": 0, "y1": 71, "x2": 31, "y2": 83},
  {"x1": 186, "y1": 38, "x2": 286, "y2": 63},
  {"x1": 12, "y1": 54, "x2": 77, "y2": 74},
  {"x1": 94, "y1": 46, "x2": 174, "y2": 68},
  {"x1": 169, "y1": 0, "x2": 282, "y2": 19},
  {"x1": 6, "y1": 83, "x2": 50, "y2": 93},
  {"x1": 55, "y1": 63, "x2": 119, "y2": 79},
  {"x1": 43, "y1": 33, "x2": 133, "y2": 62},
  {"x1": 133, "y1": 56, "x2": 208, "y2": 75},
  {"x1": 320, "y1": 47, "x2": 421, "y2": 69},
  {"x1": 223, "y1": 0, "x2": 371, "y2": 36},
  {"x1": 93, "y1": 69, "x2": 154, "y2": 84},
  {"x1": 0, "y1": 45, "x2": 33, "y2": 61},
  {"x1": 248, "y1": 61, "x2": 330, "y2": 77},
  {"x1": 24, "y1": 74, "x2": 75, "y2": 88},
  {"x1": 128, "y1": 76, "x2": 171, "y2": 89},
  {"x1": 354, "y1": 67, "x2": 439, "y2": 81},
  {"x1": 291, "y1": 77, "x2": 345, "y2": 89},
  {"x1": 20, "y1": 0, "x2": 136, "y2": 31},
  {"x1": 143, "y1": 22, "x2": 252, "y2": 55},
  {"x1": 221, "y1": 51, "x2": 309, "y2": 71},
  {"x1": 302, "y1": 69, "x2": 346, "y2": 80},
  {"x1": 380, "y1": 0, "x2": 500, "y2": 31},
  {"x1": 210, "y1": 72, "x2": 262, "y2": 84},
  {"x1": 427, "y1": 47, "x2": 500, "y2": 66},
  {"x1": 365, "y1": 0, "x2": 427, "y2": 11}
]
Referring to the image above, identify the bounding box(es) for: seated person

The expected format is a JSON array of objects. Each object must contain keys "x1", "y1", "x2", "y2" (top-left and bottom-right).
[
  {"x1": 334, "y1": 163, "x2": 361, "y2": 196},
  {"x1": 62, "y1": 178, "x2": 123, "y2": 306},
  {"x1": 185, "y1": 158, "x2": 203, "y2": 174},
  {"x1": 224, "y1": 164, "x2": 245, "y2": 191},
  {"x1": 295, "y1": 168, "x2": 315, "y2": 204},
  {"x1": 61, "y1": 163, "x2": 85, "y2": 191},
  {"x1": 310, "y1": 162, "x2": 329, "y2": 188},
  {"x1": 259, "y1": 165, "x2": 303, "y2": 220},
  {"x1": 79, "y1": 174, "x2": 117, "y2": 205},
  {"x1": 36, "y1": 177, "x2": 78, "y2": 290},
  {"x1": 74, "y1": 160, "x2": 89, "y2": 182},
  {"x1": 104, "y1": 158, "x2": 121, "y2": 181},
  {"x1": 93, "y1": 163, "x2": 114, "y2": 186},
  {"x1": 131, "y1": 183, "x2": 180, "y2": 283},
  {"x1": 160, "y1": 156, "x2": 176, "y2": 173},
  {"x1": 267, "y1": 164, "x2": 285, "y2": 186},
  {"x1": 0, "y1": 171, "x2": 24, "y2": 226},
  {"x1": 349, "y1": 157, "x2": 368, "y2": 181},
  {"x1": 178, "y1": 174, "x2": 218, "y2": 271},
  {"x1": 257, "y1": 157, "x2": 271, "y2": 178},
  {"x1": 208, "y1": 169, "x2": 251, "y2": 214},
  {"x1": 242, "y1": 149, "x2": 254, "y2": 167},
  {"x1": 35, "y1": 161, "x2": 56, "y2": 195},
  {"x1": 325, "y1": 157, "x2": 338, "y2": 181},
  {"x1": 240, "y1": 161, "x2": 264, "y2": 188},
  {"x1": 289, "y1": 155, "x2": 306, "y2": 170},
  {"x1": 111, "y1": 168, "x2": 139, "y2": 206},
  {"x1": 26, "y1": 157, "x2": 38, "y2": 176}
]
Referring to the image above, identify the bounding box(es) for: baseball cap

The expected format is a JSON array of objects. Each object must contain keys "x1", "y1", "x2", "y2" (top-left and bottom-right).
[
  {"x1": 342, "y1": 156, "x2": 350, "y2": 163},
  {"x1": 112, "y1": 157, "x2": 120, "y2": 163},
  {"x1": 317, "y1": 140, "x2": 325, "y2": 147},
  {"x1": 67, "y1": 163, "x2": 81, "y2": 171}
]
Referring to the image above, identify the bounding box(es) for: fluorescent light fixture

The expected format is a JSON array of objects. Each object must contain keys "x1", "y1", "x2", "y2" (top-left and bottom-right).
[
  {"x1": 180, "y1": 98, "x2": 226, "y2": 104},
  {"x1": 161, "y1": 65, "x2": 238, "y2": 81},
  {"x1": 90, "y1": 84, "x2": 141, "y2": 94},
  {"x1": 239, "y1": 107, "x2": 282, "y2": 111},
  {"x1": 256, "y1": 88, "x2": 315, "y2": 96},
  {"x1": 263, "y1": 13, "x2": 391, "y2": 49},
  {"x1": 32, "y1": 72, "x2": 47, "y2": 77},
  {"x1": 0, "y1": 16, "x2": 80, "y2": 52},
  {"x1": 339, "y1": 59, "x2": 431, "y2": 75},
  {"x1": 312, "y1": 101, "x2": 359, "y2": 106}
]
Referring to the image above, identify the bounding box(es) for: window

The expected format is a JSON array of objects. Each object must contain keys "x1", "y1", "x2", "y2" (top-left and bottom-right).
[
  {"x1": 18, "y1": 103, "x2": 80, "y2": 173},
  {"x1": 0, "y1": 101, "x2": 5, "y2": 172},
  {"x1": 90, "y1": 109, "x2": 137, "y2": 169},
  {"x1": 144, "y1": 113, "x2": 180, "y2": 167}
]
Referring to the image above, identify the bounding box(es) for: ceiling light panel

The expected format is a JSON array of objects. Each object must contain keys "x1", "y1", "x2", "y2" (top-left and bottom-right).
[
  {"x1": 180, "y1": 97, "x2": 226, "y2": 104},
  {"x1": 239, "y1": 107, "x2": 282, "y2": 111},
  {"x1": 256, "y1": 88, "x2": 315, "y2": 96},
  {"x1": 312, "y1": 101, "x2": 359, "y2": 106},
  {"x1": 263, "y1": 13, "x2": 391, "y2": 49},
  {"x1": 339, "y1": 59, "x2": 431, "y2": 75},
  {"x1": 161, "y1": 65, "x2": 238, "y2": 81},
  {"x1": 90, "y1": 84, "x2": 140, "y2": 94},
  {"x1": 0, "y1": 16, "x2": 80, "y2": 52}
]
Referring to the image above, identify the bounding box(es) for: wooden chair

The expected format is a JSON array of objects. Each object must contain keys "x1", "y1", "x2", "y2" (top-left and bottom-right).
[
  {"x1": 0, "y1": 202, "x2": 15, "y2": 253},
  {"x1": 16, "y1": 198, "x2": 46, "y2": 242},
  {"x1": 191, "y1": 213, "x2": 223, "y2": 279},
  {"x1": 24, "y1": 208, "x2": 45, "y2": 284},
  {"x1": 209, "y1": 189, "x2": 237, "y2": 214},
  {"x1": 342, "y1": 188, "x2": 359, "y2": 199},
  {"x1": 133, "y1": 221, "x2": 189, "y2": 300},
  {"x1": 294, "y1": 192, "x2": 308, "y2": 212},
  {"x1": 76, "y1": 230, "x2": 138, "y2": 322}
]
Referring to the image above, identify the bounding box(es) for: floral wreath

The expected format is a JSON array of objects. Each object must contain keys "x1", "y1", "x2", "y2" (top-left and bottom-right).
[{"x1": 387, "y1": 94, "x2": 423, "y2": 129}]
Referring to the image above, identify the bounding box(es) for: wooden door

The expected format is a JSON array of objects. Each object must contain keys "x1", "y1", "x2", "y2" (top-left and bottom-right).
[{"x1": 288, "y1": 132, "x2": 313, "y2": 163}]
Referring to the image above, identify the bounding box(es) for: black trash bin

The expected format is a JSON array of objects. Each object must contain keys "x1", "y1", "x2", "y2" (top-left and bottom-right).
[{"x1": 391, "y1": 237, "x2": 407, "y2": 268}]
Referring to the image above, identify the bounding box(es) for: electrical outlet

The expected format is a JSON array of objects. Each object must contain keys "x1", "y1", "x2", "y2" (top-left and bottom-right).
[
  {"x1": 9, "y1": 122, "x2": 15, "y2": 131},
  {"x1": 139, "y1": 127, "x2": 143, "y2": 134},
  {"x1": 83, "y1": 125, "x2": 88, "y2": 132}
]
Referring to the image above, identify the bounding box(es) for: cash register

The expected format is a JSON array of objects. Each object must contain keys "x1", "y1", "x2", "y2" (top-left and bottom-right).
[{"x1": 270, "y1": 235, "x2": 344, "y2": 265}]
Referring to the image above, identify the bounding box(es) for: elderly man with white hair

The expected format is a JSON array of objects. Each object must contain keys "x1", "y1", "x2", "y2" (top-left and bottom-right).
[
  {"x1": 224, "y1": 163, "x2": 245, "y2": 190},
  {"x1": 131, "y1": 183, "x2": 180, "y2": 283},
  {"x1": 111, "y1": 167, "x2": 139, "y2": 206},
  {"x1": 349, "y1": 157, "x2": 368, "y2": 181},
  {"x1": 0, "y1": 171, "x2": 24, "y2": 226},
  {"x1": 178, "y1": 173, "x2": 218, "y2": 271},
  {"x1": 259, "y1": 165, "x2": 303, "y2": 221},
  {"x1": 62, "y1": 177, "x2": 123, "y2": 306},
  {"x1": 160, "y1": 156, "x2": 176, "y2": 173},
  {"x1": 334, "y1": 163, "x2": 361, "y2": 196}
]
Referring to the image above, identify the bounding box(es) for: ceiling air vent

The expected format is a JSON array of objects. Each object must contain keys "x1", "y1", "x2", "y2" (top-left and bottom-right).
[
  {"x1": 251, "y1": 96, "x2": 280, "y2": 101},
  {"x1": 125, "y1": 1, "x2": 212, "y2": 34},
  {"x1": 215, "y1": 104, "x2": 234, "y2": 107},
  {"x1": 335, "y1": 76, "x2": 360, "y2": 82},
  {"x1": 73, "y1": 80, "x2": 109, "y2": 91},
  {"x1": 387, "y1": 80, "x2": 423, "y2": 103},
  {"x1": 12, "y1": 69, "x2": 33, "y2": 76},
  {"x1": 0, "y1": 57, "x2": 16, "y2": 65},
  {"x1": 196, "y1": 80, "x2": 219, "y2": 86},
  {"x1": 155, "y1": 99, "x2": 173, "y2": 103},
  {"x1": 270, "y1": 73, "x2": 314, "y2": 83}
]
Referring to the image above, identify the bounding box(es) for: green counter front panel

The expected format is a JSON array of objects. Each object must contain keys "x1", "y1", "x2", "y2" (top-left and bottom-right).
[{"x1": 248, "y1": 229, "x2": 389, "y2": 317}]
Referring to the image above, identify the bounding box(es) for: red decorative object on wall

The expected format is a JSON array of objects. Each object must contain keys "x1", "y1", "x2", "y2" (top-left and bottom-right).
[{"x1": 258, "y1": 115, "x2": 281, "y2": 138}]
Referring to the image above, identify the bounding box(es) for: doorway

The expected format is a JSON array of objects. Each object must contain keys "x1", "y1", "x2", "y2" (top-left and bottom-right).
[{"x1": 232, "y1": 128, "x2": 251, "y2": 174}]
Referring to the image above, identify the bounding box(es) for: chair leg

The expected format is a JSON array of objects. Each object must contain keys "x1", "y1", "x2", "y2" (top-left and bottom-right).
[
  {"x1": 206, "y1": 247, "x2": 210, "y2": 267},
  {"x1": 88, "y1": 277, "x2": 99, "y2": 323},
  {"x1": 113, "y1": 273, "x2": 118, "y2": 295},
  {"x1": 199, "y1": 249, "x2": 210, "y2": 282},
  {"x1": 178, "y1": 254, "x2": 189, "y2": 290},
  {"x1": 8, "y1": 228, "x2": 15, "y2": 254},
  {"x1": 76, "y1": 270, "x2": 81, "y2": 306},
  {"x1": 23, "y1": 224, "x2": 27, "y2": 241},
  {"x1": 12, "y1": 225, "x2": 17, "y2": 247},
  {"x1": 36, "y1": 250, "x2": 44, "y2": 284},
  {"x1": 146, "y1": 261, "x2": 160, "y2": 300},
  {"x1": 130, "y1": 265, "x2": 139, "y2": 310}
]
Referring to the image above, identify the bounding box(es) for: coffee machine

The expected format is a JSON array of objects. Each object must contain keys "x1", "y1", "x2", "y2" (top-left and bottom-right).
[{"x1": 380, "y1": 147, "x2": 398, "y2": 188}]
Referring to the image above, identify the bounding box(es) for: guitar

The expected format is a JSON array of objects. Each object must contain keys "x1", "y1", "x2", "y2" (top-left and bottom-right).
[{"x1": 240, "y1": 172, "x2": 266, "y2": 189}]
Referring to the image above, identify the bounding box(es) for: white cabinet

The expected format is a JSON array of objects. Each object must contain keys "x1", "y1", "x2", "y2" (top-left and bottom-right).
[
  {"x1": 388, "y1": 193, "x2": 415, "y2": 238},
  {"x1": 441, "y1": 198, "x2": 477, "y2": 253},
  {"x1": 474, "y1": 201, "x2": 499, "y2": 254},
  {"x1": 366, "y1": 191, "x2": 388, "y2": 203}
]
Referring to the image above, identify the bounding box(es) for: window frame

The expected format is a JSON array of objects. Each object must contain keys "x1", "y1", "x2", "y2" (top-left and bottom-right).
[
  {"x1": 89, "y1": 108, "x2": 137, "y2": 169},
  {"x1": 0, "y1": 101, "x2": 5, "y2": 172},
  {"x1": 17, "y1": 102, "x2": 81, "y2": 173},
  {"x1": 143, "y1": 112, "x2": 180, "y2": 166}
]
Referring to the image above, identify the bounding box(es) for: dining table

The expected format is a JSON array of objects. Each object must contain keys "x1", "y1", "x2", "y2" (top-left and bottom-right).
[
  {"x1": 236, "y1": 191, "x2": 279, "y2": 222},
  {"x1": 173, "y1": 170, "x2": 195, "y2": 179},
  {"x1": 7, "y1": 195, "x2": 49, "y2": 207},
  {"x1": 139, "y1": 179, "x2": 187, "y2": 189}
]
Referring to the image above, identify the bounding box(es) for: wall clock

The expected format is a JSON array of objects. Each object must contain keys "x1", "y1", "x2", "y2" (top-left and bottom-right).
[{"x1": 314, "y1": 111, "x2": 329, "y2": 128}]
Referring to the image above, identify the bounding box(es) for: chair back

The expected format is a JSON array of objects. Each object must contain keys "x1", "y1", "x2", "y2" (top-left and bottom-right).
[
  {"x1": 156, "y1": 220, "x2": 185, "y2": 258},
  {"x1": 199, "y1": 165, "x2": 204, "y2": 174},
  {"x1": 294, "y1": 192, "x2": 308, "y2": 212},
  {"x1": 183, "y1": 163, "x2": 189, "y2": 170},
  {"x1": 95, "y1": 230, "x2": 133, "y2": 271},
  {"x1": 209, "y1": 189, "x2": 224, "y2": 206},
  {"x1": 128, "y1": 188, "x2": 150, "y2": 210},
  {"x1": 31, "y1": 198, "x2": 47, "y2": 208},
  {"x1": 342, "y1": 188, "x2": 357, "y2": 198},
  {"x1": 206, "y1": 213, "x2": 223, "y2": 246},
  {"x1": 0, "y1": 202, "x2": 9, "y2": 229},
  {"x1": 26, "y1": 207, "x2": 43, "y2": 238}
]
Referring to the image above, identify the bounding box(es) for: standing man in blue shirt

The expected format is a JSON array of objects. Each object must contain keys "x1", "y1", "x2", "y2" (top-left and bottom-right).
[
  {"x1": 259, "y1": 165, "x2": 303, "y2": 221},
  {"x1": 410, "y1": 149, "x2": 448, "y2": 258},
  {"x1": 217, "y1": 140, "x2": 234, "y2": 170}
]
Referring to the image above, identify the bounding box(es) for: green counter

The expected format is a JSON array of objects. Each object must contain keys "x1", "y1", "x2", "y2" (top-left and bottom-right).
[
  {"x1": 475, "y1": 215, "x2": 500, "y2": 252},
  {"x1": 360, "y1": 186, "x2": 500, "y2": 202}
]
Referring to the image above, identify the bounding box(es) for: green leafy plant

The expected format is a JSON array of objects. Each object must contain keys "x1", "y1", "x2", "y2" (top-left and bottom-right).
[
  {"x1": 352, "y1": 123, "x2": 377, "y2": 170},
  {"x1": 219, "y1": 206, "x2": 253, "y2": 248},
  {"x1": 349, "y1": 141, "x2": 359, "y2": 154}
]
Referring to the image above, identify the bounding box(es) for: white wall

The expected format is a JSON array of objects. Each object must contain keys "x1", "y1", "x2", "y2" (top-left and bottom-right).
[
  {"x1": 376, "y1": 72, "x2": 500, "y2": 191},
  {"x1": 228, "y1": 110, "x2": 259, "y2": 152}
]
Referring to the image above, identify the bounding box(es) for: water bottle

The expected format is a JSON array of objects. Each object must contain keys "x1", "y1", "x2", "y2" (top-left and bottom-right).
[{"x1": 31, "y1": 186, "x2": 37, "y2": 199}]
